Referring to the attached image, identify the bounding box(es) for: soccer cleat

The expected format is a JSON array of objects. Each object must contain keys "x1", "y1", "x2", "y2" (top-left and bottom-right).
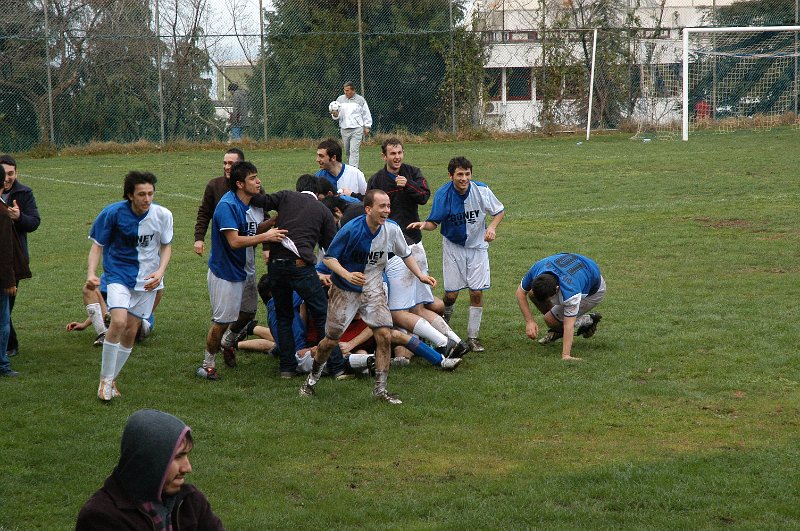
[
  {"x1": 222, "y1": 346, "x2": 237, "y2": 368},
  {"x1": 467, "y1": 338, "x2": 485, "y2": 353},
  {"x1": 0, "y1": 369, "x2": 20, "y2": 377},
  {"x1": 299, "y1": 379, "x2": 316, "y2": 397},
  {"x1": 97, "y1": 378, "x2": 114, "y2": 401},
  {"x1": 373, "y1": 389, "x2": 403, "y2": 405},
  {"x1": 196, "y1": 366, "x2": 220, "y2": 380},
  {"x1": 93, "y1": 332, "x2": 106, "y2": 347},
  {"x1": 334, "y1": 371, "x2": 355, "y2": 381},
  {"x1": 440, "y1": 357, "x2": 462, "y2": 371},
  {"x1": 538, "y1": 329, "x2": 563, "y2": 345},
  {"x1": 111, "y1": 380, "x2": 122, "y2": 398},
  {"x1": 390, "y1": 357, "x2": 410, "y2": 368},
  {"x1": 451, "y1": 340, "x2": 470, "y2": 358},
  {"x1": 577, "y1": 313, "x2": 603, "y2": 338}
]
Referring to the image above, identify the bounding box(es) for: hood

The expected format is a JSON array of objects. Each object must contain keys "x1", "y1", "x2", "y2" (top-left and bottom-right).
[{"x1": 112, "y1": 409, "x2": 192, "y2": 503}]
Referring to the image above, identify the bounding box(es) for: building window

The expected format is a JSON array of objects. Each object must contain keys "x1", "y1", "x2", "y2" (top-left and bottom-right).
[
  {"x1": 507, "y1": 67, "x2": 532, "y2": 100},
  {"x1": 486, "y1": 68, "x2": 503, "y2": 100}
]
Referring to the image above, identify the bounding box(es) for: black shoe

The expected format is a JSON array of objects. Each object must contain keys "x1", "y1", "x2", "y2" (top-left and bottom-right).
[
  {"x1": 451, "y1": 340, "x2": 470, "y2": 358},
  {"x1": 6, "y1": 348, "x2": 18, "y2": 357},
  {"x1": 578, "y1": 313, "x2": 602, "y2": 338},
  {"x1": 245, "y1": 319, "x2": 259, "y2": 336},
  {"x1": 1, "y1": 369, "x2": 21, "y2": 377}
]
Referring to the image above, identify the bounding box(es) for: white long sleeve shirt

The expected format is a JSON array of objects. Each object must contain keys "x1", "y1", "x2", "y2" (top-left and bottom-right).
[{"x1": 334, "y1": 93, "x2": 372, "y2": 130}]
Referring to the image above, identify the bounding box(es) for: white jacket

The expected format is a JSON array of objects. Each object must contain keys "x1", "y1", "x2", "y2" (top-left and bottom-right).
[{"x1": 334, "y1": 93, "x2": 372, "y2": 130}]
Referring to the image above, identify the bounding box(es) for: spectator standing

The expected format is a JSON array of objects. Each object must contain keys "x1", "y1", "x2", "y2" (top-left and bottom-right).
[
  {"x1": 228, "y1": 83, "x2": 249, "y2": 141},
  {"x1": 329, "y1": 82, "x2": 372, "y2": 169},
  {"x1": 1, "y1": 154, "x2": 40, "y2": 358},
  {"x1": 0, "y1": 163, "x2": 31, "y2": 377}
]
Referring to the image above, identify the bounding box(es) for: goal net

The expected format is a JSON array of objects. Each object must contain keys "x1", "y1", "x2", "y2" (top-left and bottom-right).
[{"x1": 682, "y1": 26, "x2": 800, "y2": 140}]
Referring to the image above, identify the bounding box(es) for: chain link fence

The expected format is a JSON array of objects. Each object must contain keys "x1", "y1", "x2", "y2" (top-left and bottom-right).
[{"x1": 1, "y1": 0, "x2": 797, "y2": 152}]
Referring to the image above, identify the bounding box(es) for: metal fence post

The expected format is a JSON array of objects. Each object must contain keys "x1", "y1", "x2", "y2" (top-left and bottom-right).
[
  {"x1": 42, "y1": 0, "x2": 55, "y2": 144},
  {"x1": 154, "y1": 0, "x2": 165, "y2": 146},
  {"x1": 260, "y1": 0, "x2": 268, "y2": 141}
]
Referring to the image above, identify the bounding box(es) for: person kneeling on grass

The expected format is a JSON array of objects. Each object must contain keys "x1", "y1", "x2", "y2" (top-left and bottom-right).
[
  {"x1": 515, "y1": 252, "x2": 605, "y2": 361},
  {"x1": 76, "y1": 409, "x2": 224, "y2": 530}
]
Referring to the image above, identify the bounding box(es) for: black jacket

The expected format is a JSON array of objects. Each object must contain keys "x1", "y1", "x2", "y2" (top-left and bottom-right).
[{"x1": 367, "y1": 163, "x2": 430, "y2": 244}]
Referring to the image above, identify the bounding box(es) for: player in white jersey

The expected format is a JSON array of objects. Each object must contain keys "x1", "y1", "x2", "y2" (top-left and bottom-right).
[
  {"x1": 407, "y1": 156, "x2": 505, "y2": 353},
  {"x1": 315, "y1": 138, "x2": 367, "y2": 199},
  {"x1": 300, "y1": 190, "x2": 437, "y2": 404},
  {"x1": 87, "y1": 171, "x2": 173, "y2": 401}
]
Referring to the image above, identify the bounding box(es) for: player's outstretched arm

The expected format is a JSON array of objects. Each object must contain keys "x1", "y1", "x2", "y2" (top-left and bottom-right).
[
  {"x1": 406, "y1": 221, "x2": 437, "y2": 232},
  {"x1": 561, "y1": 315, "x2": 581, "y2": 361},
  {"x1": 515, "y1": 285, "x2": 539, "y2": 340}
]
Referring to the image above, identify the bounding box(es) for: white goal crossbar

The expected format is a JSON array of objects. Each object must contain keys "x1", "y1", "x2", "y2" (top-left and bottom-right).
[{"x1": 682, "y1": 25, "x2": 800, "y2": 140}]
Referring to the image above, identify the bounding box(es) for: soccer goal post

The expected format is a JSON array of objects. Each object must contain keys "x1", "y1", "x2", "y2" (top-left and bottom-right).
[{"x1": 682, "y1": 25, "x2": 800, "y2": 140}]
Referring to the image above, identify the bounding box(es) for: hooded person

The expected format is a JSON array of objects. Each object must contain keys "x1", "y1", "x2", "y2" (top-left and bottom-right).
[{"x1": 76, "y1": 409, "x2": 225, "y2": 530}]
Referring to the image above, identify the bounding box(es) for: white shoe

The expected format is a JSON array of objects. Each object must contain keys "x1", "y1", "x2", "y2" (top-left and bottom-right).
[
  {"x1": 440, "y1": 357, "x2": 462, "y2": 371},
  {"x1": 97, "y1": 378, "x2": 114, "y2": 402}
]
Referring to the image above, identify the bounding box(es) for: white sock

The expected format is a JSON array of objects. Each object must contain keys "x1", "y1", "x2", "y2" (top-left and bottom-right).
[
  {"x1": 113, "y1": 345, "x2": 132, "y2": 379},
  {"x1": 87, "y1": 303, "x2": 106, "y2": 335},
  {"x1": 100, "y1": 341, "x2": 119, "y2": 380},
  {"x1": 295, "y1": 351, "x2": 313, "y2": 373},
  {"x1": 467, "y1": 306, "x2": 483, "y2": 339},
  {"x1": 412, "y1": 318, "x2": 448, "y2": 348},
  {"x1": 203, "y1": 350, "x2": 217, "y2": 369},
  {"x1": 348, "y1": 353, "x2": 371, "y2": 369},
  {"x1": 430, "y1": 316, "x2": 461, "y2": 342}
]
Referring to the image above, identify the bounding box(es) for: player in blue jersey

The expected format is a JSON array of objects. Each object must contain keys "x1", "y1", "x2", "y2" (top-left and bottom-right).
[
  {"x1": 407, "y1": 156, "x2": 505, "y2": 353},
  {"x1": 87, "y1": 171, "x2": 173, "y2": 401},
  {"x1": 198, "y1": 161, "x2": 287, "y2": 380},
  {"x1": 300, "y1": 190, "x2": 437, "y2": 404},
  {"x1": 515, "y1": 253, "x2": 605, "y2": 361}
]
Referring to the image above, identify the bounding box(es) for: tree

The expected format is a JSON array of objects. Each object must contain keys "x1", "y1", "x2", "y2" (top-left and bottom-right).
[{"x1": 253, "y1": 0, "x2": 482, "y2": 138}]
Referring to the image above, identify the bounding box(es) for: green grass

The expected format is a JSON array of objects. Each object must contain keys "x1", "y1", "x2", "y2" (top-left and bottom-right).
[{"x1": 2, "y1": 129, "x2": 800, "y2": 529}]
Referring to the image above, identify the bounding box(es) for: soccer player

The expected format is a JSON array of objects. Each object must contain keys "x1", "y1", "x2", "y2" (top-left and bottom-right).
[
  {"x1": 198, "y1": 161, "x2": 287, "y2": 380},
  {"x1": 515, "y1": 253, "x2": 605, "y2": 361},
  {"x1": 368, "y1": 138, "x2": 469, "y2": 358},
  {"x1": 300, "y1": 190, "x2": 436, "y2": 404},
  {"x1": 315, "y1": 138, "x2": 367, "y2": 199},
  {"x1": 87, "y1": 171, "x2": 173, "y2": 401},
  {"x1": 407, "y1": 156, "x2": 505, "y2": 353}
]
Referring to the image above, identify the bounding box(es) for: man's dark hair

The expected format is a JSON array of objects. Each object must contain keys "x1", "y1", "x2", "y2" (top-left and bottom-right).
[
  {"x1": 381, "y1": 137, "x2": 403, "y2": 155},
  {"x1": 343, "y1": 81, "x2": 355, "y2": 90},
  {"x1": 531, "y1": 273, "x2": 559, "y2": 302},
  {"x1": 0, "y1": 154, "x2": 17, "y2": 169},
  {"x1": 226, "y1": 147, "x2": 245, "y2": 160},
  {"x1": 318, "y1": 138, "x2": 342, "y2": 163},
  {"x1": 228, "y1": 82, "x2": 239, "y2": 92},
  {"x1": 0, "y1": 164, "x2": 4, "y2": 179},
  {"x1": 448, "y1": 156, "x2": 472, "y2": 176},
  {"x1": 316, "y1": 177, "x2": 336, "y2": 197},
  {"x1": 364, "y1": 189, "x2": 387, "y2": 208},
  {"x1": 321, "y1": 195, "x2": 348, "y2": 216},
  {"x1": 296, "y1": 174, "x2": 319, "y2": 194},
  {"x1": 229, "y1": 161, "x2": 257, "y2": 191},
  {"x1": 257, "y1": 273, "x2": 272, "y2": 305},
  {"x1": 123, "y1": 171, "x2": 157, "y2": 200}
]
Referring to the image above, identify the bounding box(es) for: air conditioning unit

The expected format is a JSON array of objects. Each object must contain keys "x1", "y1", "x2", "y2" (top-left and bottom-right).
[{"x1": 486, "y1": 102, "x2": 504, "y2": 115}]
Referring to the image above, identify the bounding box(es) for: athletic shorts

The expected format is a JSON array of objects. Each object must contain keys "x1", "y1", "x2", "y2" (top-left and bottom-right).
[
  {"x1": 325, "y1": 283, "x2": 392, "y2": 340},
  {"x1": 207, "y1": 269, "x2": 244, "y2": 324},
  {"x1": 546, "y1": 276, "x2": 606, "y2": 321},
  {"x1": 106, "y1": 283, "x2": 157, "y2": 320},
  {"x1": 240, "y1": 274, "x2": 258, "y2": 315},
  {"x1": 386, "y1": 242, "x2": 434, "y2": 310},
  {"x1": 442, "y1": 238, "x2": 490, "y2": 293}
]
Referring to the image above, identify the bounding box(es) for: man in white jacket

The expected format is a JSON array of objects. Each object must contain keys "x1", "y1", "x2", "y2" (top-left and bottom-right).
[{"x1": 330, "y1": 82, "x2": 372, "y2": 169}]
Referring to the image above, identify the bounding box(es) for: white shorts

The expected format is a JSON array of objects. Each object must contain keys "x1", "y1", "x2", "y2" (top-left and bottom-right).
[
  {"x1": 240, "y1": 274, "x2": 258, "y2": 315},
  {"x1": 207, "y1": 270, "x2": 244, "y2": 324},
  {"x1": 386, "y1": 242, "x2": 434, "y2": 311},
  {"x1": 106, "y1": 283, "x2": 157, "y2": 320},
  {"x1": 442, "y1": 238, "x2": 490, "y2": 293},
  {"x1": 549, "y1": 276, "x2": 607, "y2": 321},
  {"x1": 325, "y1": 284, "x2": 393, "y2": 340}
]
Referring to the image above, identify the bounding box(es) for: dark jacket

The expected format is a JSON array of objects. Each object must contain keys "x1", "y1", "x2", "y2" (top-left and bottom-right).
[
  {"x1": 0, "y1": 202, "x2": 31, "y2": 290},
  {"x1": 3, "y1": 179, "x2": 40, "y2": 260},
  {"x1": 76, "y1": 409, "x2": 225, "y2": 531},
  {"x1": 367, "y1": 163, "x2": 430, "y2": 244}
]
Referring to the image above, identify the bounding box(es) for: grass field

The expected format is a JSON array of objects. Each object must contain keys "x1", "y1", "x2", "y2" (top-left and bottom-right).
[{"x1": 2, "y1": 130, "x2": 799, "y2": 529}]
